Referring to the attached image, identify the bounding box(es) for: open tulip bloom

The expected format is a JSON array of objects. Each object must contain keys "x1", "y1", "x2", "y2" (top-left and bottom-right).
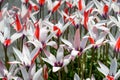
[
  {"x1": 97, "y1": 58, "x2": 120, "y2": 80},
  {"x1": 0, "y1": 60, "x2": 21, "y2": 80},
  {"x1": 42, "y1": 45, "x2": 71, "y2": 72},
  {"x1": 9, "y1": 44, "x2": 40, "y2": 67}
]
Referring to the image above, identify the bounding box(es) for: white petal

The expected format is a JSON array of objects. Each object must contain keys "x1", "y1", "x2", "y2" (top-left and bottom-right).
[
  {"x1": 46, "y1": 33, "x2": 54, "y2": 43},
  {"x1": 8, "y1": 61, "x2": 21, "y2": 64},
  {"x1": 21, "y1": 4, "x2": 27, "y2": 18},
  {"x1": 53, "y1": 67, "x2": 61, "y2": 72},
  {"x1": 96, "y1": 32, "x2": 107, "y2": 44},
  {"x1": 46, "y1": 41, "x2": 57, "y2": 49},
  {"x1": 47, "y1": 0, "x2": 53, "y2": 11},
  {"x1": 109, "y1": 58, "x2": 117, "y2": 76},
  {"x1": 108, "y1": 32, "x2": 116, "y2": 43},
  {"x1": 22, "y1": 44, "x2": 31, "y2": 61},
  {"x1": 61, "y1": 21, "x2": 71, "y2": 32},
  {"x1": 61, "y1": 38, "x2": 73, "y2": 48},
  {"x1": 74, "y1": 73, "x2": 80, "y2": 80},
  {"x1": 28, "y1": 64, "x2": 36, "y2": 77},
  {"x1": 85, "y1": 1, "x2": 94, "y2": 11},
  {"x1": 3, "y1": 18, "x2": 10, "y2": 38},
  {"x1": 57, "y1": 46, "x2": 64, "y2": 61},
  {"x1": 97, "y1": 61, "x2": 109, "y2": 76},
  {"x1": 20, "y1": 66, "x2": 29, "y2": 80},
  {"x1": 117, "y1": 15, "x2": 120, "y2": 22},
  {"x1": 74, "y1": 28, "x2": 80, "y2": 49},
  {"x1": 80, "y1": 37, "x2": 88, "y2": 49},
  {"x1": 109, "y1": 16, "x2": 118, "y2": 25},
  {"x1": 0, "y1": 33, "x2": 4, "y2": 43},
  {"x1": 13, "y1": 47, "x2": 23, "y2": 62},
  {"x1": 27, "y1": 40, "x2": 42, "y2": 48},
  {"x1": 43, "y1": 50, "x2": 56, "y2": 63},
  {"x1": 0, "y1": 60, "x2": 6, "y2": 76},
  {"x1": 31, "y1": 47, "x2": 40, "y2": 61},
  {"x1": 71, "y1": 50, "x2": 79, "y2": 57},
  {"x1": 43, "y1": 20, "x2": 54, "y2": 29},
  {"x1": 115, "y1": 70, "x2": 120, "y2": 79},
  {"x1": 33, "y1": 68, "x2": 43, "y2": 80},
  {"x1": 83, "y1": 44, "x2": 93, "y2": 53},
  {"x1": 42, "y1": 58, "x2": 54, "y2": 66},
  {"x1": 97, "y1": 67, "x2": 108, "y2": 76},
  {"x1": 93, "y1": 0, "x2": 102, "y2": 10},
  {"x1": 11, "y1": 33, "x2": 23, "y2": 43},
  {"x1": 63, "y1": 58, "x2": 71, "y2": 67}
]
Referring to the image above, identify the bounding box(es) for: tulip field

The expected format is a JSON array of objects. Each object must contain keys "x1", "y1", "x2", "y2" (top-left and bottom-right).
[{"x1": 0, "y1": 0, "x2": 120, "y2": 80}]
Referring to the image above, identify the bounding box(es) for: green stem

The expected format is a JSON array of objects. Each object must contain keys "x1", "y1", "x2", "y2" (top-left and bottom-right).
[
  {"x1": 3, "y1": 45, "x2": 9, "y2": 70},
  {"x1": 58, "y1": 70, "x2": 61, "y2": 80},
  {"x1": 81, "y1": 53, "x2": 86, "y2": 80},
  {"x1": 78, "y1": 57, "x2": 81, "y2": 77},
  {"x1": 89, "y1": 48, "x2": 95, "y2": 78},
  {"x1": 20, "y1": 35, "x2": 24, "y2": 51}
]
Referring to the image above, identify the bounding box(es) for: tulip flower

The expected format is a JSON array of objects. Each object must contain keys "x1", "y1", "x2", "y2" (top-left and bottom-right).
[
  {"x1": 9, "y1": 44, "x2": 40, "y2": 66},
  {"x1": 42, "y1": 45, "x2": 71, "y2": 72},
  {"x1": 0, "y1": 17, "x2": 23, "y2": 47},
  {"x1": 97, "y1": 58, "x2": 120, "y2": 80},
  {"x1": 0, "y1": 60, "x2": 21, "y2": 80}
]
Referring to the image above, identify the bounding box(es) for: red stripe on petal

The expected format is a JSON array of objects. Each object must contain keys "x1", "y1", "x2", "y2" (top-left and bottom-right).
[
  {"x1": 52, "y1": 1, "x2": 61, "y2": 13},
  {"x1": 106, "y1": 75, "x2": 114, "y2": 80},
  {"x1": 63, "y1": 8, "x2": 69, "y2": 23},
  {"x1": 69, "y1": 18, "x2": 76, "y2": 26},
  {"x1": 66, "y1": 1, "x2": 73, "y2": 8},
  {"x1": 15, "y1": 14, "x2": 22, "y2": 32},
  {"x1": 28, "y1": 4, "x2": 32, "y2": 12},
  {"x1": 34, "y1": 25, "x2": 40, "y2": 40},
  {"x1": 53, "y1": 26, "x2": 62, "y2": 37},
  {"x1": 25, "y1": 0, "x2": 29, "y2": 3},
  {"x1": 33, "y1": 5, "x2": 39, "y2": 11},
  {"x1": 4, "y1": 39, "x2": 11, "y2": 47},
  {"x1": 43, "y1": 64, "x2": 48, "y2": 80},
  {"x1": 39, "y1": 0, "x2": 45, "y2": 6},
  {"x1": 115, "y1": 37, "x2": 120, "y2": 52},
  {"x1": 78, "y1": 0, "x2": 82, "y2": 11},
  {"x1": 88, "y1": 37, "x2": 95, "y2": 44},
  {"x1": 103, "y1": 5, "x2": 109, "y2": 15},
  {"x1": 112, "y1": 0, "x2": 117, "y2": 2},
  {"x1": 84, "y1": 11, "x2": 89, "y2": 30},
  {"x1": 31, "y1": 50, "x2": 41, "y2": 64},
  {"x1": 2, "y1": 77, "x2": 7, "y2": 80}
]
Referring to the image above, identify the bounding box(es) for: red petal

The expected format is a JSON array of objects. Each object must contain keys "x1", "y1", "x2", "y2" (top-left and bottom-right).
[
  {"x1": 52, "y1": 1, "x2": 61, "y2": 13},
  {"x1": 33, "y1": 5, "x2": 39, "y2": 11},
  {"x1": 4, "y1": 39, "x2": 11, "y2": 47},
  {"x1": 39, "y1": 0, "x2": 45, "y2": 6},
  {"x1": 103, "y1": 5, "x2": 109, "y2": 14},
  {"x1": 84, "y1": 11, "x2": 89, "y2": 30},
  {"x1": 31, "y1": 50, "x2": 41, "y2": 64},
  {"x1": 2, "y1": 77, "x2": 7, "y2": 80},
  {"x1": 53, "y1": 26, "x2": 62, "y2": 37},
  {"x1": 78, "y1": 0, "x2": 82, "y2": 11},
  {"x1": 106, "y1": 75, "x2": 114, "y2": 80},
  {"x1": 115, "y1": 37, "x2": 120, "y2": 52},
  {"x1": 69, "y1": 18, "x2": 76, "y2": 26},
  {"x1": 63, "y1": 8, "x2": 69, "y2": 23},
  {"x1": 66, "y1": 1, "x2": 72, "y2": 8},
  {"x1": 25, "y1": 0, "x2": 29, "y2": 3},
  {"x1": 34, "y1": 25, "x2": 40, "y2": 40},
  {"x1": 112, "y1": 0, "x2": 116, "y2": 2},
  {"x1": 15, "y1": 14, "x2": 22, "y2": 32},
  {"x1": 43, "y1": 64, "x2": 48, "y2": 80},
  {"x1": 88, "y1": 37, "x2": 95, "y2": 44},
  {"x1": 28, "y1": 4, "x2": 32, "y2": 12}
]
